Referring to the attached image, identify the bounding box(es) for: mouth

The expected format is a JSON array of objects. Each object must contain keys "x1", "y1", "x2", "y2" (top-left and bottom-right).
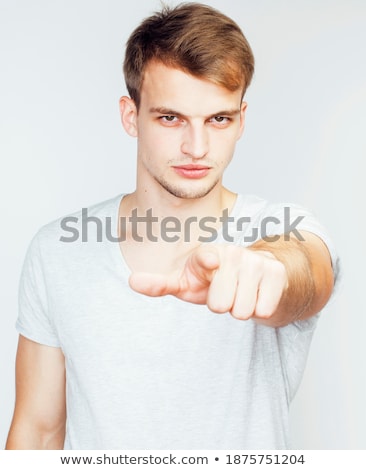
[{"x1": 172, "y1": 164, "x2": 211, "y2": 179}]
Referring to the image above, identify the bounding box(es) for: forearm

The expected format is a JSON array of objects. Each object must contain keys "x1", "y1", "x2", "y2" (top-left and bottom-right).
[{"x1": 249, "y1": 231, "x2": 334, "y2": 327}]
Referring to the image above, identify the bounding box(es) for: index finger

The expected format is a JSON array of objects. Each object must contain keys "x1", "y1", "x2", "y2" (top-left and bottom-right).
[{"x1": 186, "y1": 246, "x2": 220, "y2": 283}]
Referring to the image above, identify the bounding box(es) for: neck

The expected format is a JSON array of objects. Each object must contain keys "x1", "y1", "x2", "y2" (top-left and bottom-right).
[
  {"x1": 119, "y1": 183, "x2": 237, "y2": 245},
  {"x1": 132, "y1": 185, "x2": 234, "y2": 216}
]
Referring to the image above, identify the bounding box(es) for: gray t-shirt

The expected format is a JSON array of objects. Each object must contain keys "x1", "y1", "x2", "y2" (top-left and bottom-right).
[{"x1": 16, "y1": 193, "x2": 339, "y2": 449}]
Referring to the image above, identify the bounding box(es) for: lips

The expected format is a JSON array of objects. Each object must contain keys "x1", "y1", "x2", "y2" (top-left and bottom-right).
[
  {"x1": 172, "y1": 164, "x2": 211, "y2": 179},
  {"x1": 174, "y1": 164, "x2": 210, "y2": 170}
]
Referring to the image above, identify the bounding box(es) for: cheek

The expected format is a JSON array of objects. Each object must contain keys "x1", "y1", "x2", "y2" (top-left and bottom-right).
[
  {"x1": 211, "y1": 131, "x2": 238, "y2": 157},
  {"x1": 142, "y1": 125, "x2": 181, "y2": 150},
  {"x1": 138, "y1": 129, "x2": 181, "y2": 170}
]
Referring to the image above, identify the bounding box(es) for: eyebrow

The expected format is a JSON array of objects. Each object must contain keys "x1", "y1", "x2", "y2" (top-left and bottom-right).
[{"x1": 149, "y1": 106, "x2": 241, "y2": 118}]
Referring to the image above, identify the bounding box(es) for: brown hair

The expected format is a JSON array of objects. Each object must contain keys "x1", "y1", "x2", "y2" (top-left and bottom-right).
[{"x1": 123, "y1": 2, "x2": 255, "y2": 108}]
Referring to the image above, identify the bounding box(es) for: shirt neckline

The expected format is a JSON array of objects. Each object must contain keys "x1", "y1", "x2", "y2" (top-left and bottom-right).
[{"x1": 108, "y1": 192, "x2": 244, "y2": 278}]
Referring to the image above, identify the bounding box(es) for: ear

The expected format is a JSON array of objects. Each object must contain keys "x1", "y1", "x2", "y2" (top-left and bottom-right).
[
  {"x1": 237, "y1": 101, "x2": 248, "y2": 140},
  {"x1": 119, "y1": 96, "x2": 138, "y2": 137}
]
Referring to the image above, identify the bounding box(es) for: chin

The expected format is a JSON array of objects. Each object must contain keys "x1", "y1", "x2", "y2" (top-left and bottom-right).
[{"x1": 160, "y1": 180, "x2": 219, "y2": 200}]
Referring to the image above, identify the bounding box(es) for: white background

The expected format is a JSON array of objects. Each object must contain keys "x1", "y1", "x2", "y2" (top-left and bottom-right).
[{"x1": 0, "y1": 0, "x2": 365, "y2": 449}]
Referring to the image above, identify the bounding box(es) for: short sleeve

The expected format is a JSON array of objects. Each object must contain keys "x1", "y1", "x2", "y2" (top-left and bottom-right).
[
  {"x1": 16, "y1": 231, "x2": 60, "y2": 347},
  {"x1": 259, "y1": 202, "x2": 341, "y2": 401},
  {"x1": 261, "y1": 202, "x2": 341, "y2": 290},
  {"x1": 276, "y1": 315, "x2": 319, "y2": 402}
]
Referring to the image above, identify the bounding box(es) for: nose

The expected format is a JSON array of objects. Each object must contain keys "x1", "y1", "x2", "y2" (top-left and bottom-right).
[{"x1": 181, "y1": 123, "x2": 208, "y2": 159}]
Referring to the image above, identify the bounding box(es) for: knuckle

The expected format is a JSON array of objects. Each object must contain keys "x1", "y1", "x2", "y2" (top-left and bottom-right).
[
  {"x1": 223, "y1": 244, "x2": 241, "y2": 261},
  {"x1": 274, "y1": 259, "x2": 286, "y2": 275},
  {"x1": 245, "y1": 250, "x2": 264, "y2": 270},
  {"x1": 271, "y1": 260, "x2": 288, "y2": 286}
]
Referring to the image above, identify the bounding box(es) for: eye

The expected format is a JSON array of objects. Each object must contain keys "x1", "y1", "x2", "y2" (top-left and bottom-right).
[
  {"x1": 210, "y1": 116, "x2": 230, "y2": 124},
  {"x1": 160, "y1": 115, "x2": 178, "y2": 123}
]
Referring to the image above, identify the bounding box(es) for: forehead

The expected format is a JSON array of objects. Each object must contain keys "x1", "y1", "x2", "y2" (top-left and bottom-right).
[{"x1": 140, "y1": 61, "x2": 242, "y2": 115}]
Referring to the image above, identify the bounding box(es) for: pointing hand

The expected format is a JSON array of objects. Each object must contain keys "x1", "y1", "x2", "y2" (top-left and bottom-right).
[{"x1": 129, "y1": 244, "x2": 288, "y2": 321}]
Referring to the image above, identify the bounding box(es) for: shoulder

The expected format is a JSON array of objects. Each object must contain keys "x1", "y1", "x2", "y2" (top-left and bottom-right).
[
  {"x1": 22, "y1": 194, "x2": 124, "y2": 273},
  {"x1": 236, "y1": 193, "x2": 326, "y2": 232},
  {"x1": 236, "y1": 193, "x2": 313, "y2": 218},
  {"x1": 33, "y1": 193, "x2": 124, "y2": 248}
]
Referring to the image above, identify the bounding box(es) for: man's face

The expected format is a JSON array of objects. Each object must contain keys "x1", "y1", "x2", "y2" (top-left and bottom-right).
[{"x1": 123, "y1": 61, "x2": 247, "y2": 200}]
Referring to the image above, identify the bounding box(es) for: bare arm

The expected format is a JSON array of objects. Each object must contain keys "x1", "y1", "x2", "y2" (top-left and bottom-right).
[
  {"x1": 6, "y1": 335, "x2": 66, "y2": 449},
  {"x1": 129, "y1": 231, "x2": 335, "y2": 327}
]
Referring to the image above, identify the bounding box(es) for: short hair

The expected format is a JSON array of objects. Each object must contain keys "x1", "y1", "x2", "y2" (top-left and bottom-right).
[{"x1": 123, "y1": 2, "x2": 255, "y2": 108}]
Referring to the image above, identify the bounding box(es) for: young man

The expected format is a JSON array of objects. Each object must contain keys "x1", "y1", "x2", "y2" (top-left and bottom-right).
[{"x1": 6, "y1": 3, "x2": 337, "y2": 450}]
